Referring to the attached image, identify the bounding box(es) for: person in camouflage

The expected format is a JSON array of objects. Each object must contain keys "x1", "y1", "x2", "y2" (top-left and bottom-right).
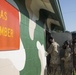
[
  {"x1": 47, "y1": 37, "x2": 61, "y2": 75},
  {"x1": 72, "y1": 38, "x2": 76, "y2": 71},
  {"x1": 62, "y1": 40, "x2": 73, "y2": 75}
]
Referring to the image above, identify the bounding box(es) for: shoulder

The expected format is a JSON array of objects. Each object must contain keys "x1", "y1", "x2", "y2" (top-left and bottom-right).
[{"x1": 53, "y1": 42, "x2": 59, "y2": 46}]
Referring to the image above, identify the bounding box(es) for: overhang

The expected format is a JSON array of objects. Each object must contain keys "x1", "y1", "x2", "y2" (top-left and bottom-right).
[
  {"x1": 6, "y1": 0, "x2": 65, "y2": 31},
  {"x1": 25, "y1": 0, "x2": 65, "y2": 31}
]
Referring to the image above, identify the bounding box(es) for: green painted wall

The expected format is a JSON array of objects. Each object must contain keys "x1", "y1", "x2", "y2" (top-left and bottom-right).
[
  {"x1": 20, "y1": 10, "x2": 45, "y2": 75},
  {"x1": 16, "y1": 1, "x2": 45, "y2": 75}
]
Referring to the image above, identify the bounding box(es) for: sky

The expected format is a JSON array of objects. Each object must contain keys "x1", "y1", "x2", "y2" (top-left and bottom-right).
[{"x1": 59, "y1": 0, "x2": 76, "y2": 32}]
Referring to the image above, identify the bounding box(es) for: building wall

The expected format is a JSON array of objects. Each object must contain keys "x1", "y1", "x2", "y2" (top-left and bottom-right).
[{"x1": 0, "y1": 0, "x2": 46, "y2": 75}]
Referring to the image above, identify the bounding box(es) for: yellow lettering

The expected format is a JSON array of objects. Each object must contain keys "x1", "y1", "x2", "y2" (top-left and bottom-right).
[
  {"x1": 0, "y1": 10, "x2": 7, "y2": 21},
  {"x1": 8, "y1": 28, "x2": 13, "y2": 37},
  {"x1": 0, "y1": 10, "x2": 3, "y2": 18},
  {"x1": 0, "y1": 26, "x2": 3, "y2": 35},
  {"x1": 0, "y1": 26, "x2": 13, "y2": 37},
  {"x1": 4, "y1": 12, "x2": 7, "y2": 21},
  {"x1": 3, "y1": 27, "x2": 7, "y2": 36}
]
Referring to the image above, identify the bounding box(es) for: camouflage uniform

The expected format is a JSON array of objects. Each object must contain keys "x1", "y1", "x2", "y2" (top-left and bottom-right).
[
  {"x1": 64, "y1": 47, "x2": 73, "y2": 75},
  {"x1": 60, "y1": 48, "x2": 65, "y2": 75},
  {"x1": 48, "y1": 41, "x2": 61, "y2": 75},
  {"x1": 73, "y1": 44, "x2": 76, "y2": 70}
]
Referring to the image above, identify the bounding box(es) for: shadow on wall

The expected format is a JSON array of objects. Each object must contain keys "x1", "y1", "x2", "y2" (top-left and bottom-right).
[{"x1": 51, "y1": 32, "x2": 72, "y2": 46}]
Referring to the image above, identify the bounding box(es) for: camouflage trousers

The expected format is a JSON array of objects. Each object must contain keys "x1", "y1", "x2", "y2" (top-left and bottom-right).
[
  {"x1": 48, "y1": 64, "x2": 61, "y2": 75},
  {"x1": 64, "y1": 62, "x2": 73, "y2": 75},
  {"x1": 73, "y1": 55, "x2": 76, "y2": 71},
  {"x1": 65, "y1": 69, "x2": 73, "y2": 75}
]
